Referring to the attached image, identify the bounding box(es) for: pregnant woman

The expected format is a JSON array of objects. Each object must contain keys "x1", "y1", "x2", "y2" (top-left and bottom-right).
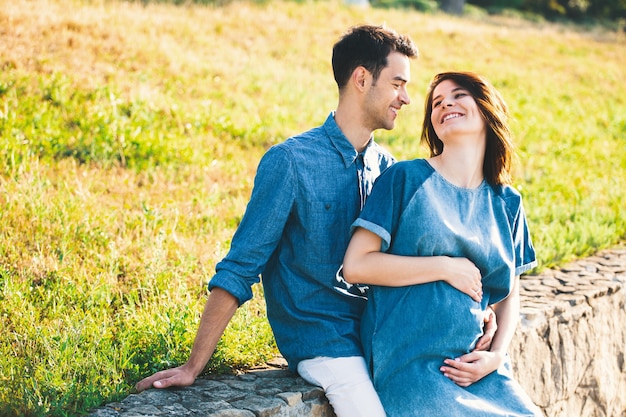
[{"x1": 342, "y1": 71, "x2": 542, "y2": 416}]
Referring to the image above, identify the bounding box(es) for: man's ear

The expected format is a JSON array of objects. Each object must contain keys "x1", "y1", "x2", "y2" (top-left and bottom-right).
[{"x1": 352, "y1": 66, "x2": 369, "y2": 91}]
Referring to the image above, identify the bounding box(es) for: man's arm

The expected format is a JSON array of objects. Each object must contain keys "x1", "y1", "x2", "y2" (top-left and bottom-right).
[
  {"x1": 134, "y1": 146, "x2": 297, "y2": 392},
  {"x1": 135, "y1": 288, "x2": 239, "y2": 392}
]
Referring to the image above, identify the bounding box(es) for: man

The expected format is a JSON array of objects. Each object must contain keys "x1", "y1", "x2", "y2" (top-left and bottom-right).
[{"x1": 136, "y1": 25, "x2": 493, "y2": 417}]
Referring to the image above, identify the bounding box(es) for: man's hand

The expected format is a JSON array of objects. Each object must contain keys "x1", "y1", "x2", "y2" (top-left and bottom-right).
[
  {"x1": 439, "y1": 350, "x2": 504, "y2": 387},
  {"x1": 135, "y1": 364, "x2": 197, "y2": 392},
  {"x1": 473, "y1": 306, "x2": 497, "y2": 351},
  {"x1": 134, "y1": 289, "x2": 240, "y2": 393}
]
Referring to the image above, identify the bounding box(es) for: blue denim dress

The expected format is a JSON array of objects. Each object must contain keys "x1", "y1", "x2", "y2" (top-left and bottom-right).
[{"x1": 353, "y1": 159, "x2": 542, "y2": 417}]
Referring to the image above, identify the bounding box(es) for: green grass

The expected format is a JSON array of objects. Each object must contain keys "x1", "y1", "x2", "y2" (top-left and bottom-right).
[{"x1": 0, "y1": 0, "x2": 625, "y2": 415}]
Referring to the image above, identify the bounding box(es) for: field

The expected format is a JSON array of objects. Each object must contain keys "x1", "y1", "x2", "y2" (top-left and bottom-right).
[{"x1": 0, "y1": 0, "x2": 625, "y2": 415}]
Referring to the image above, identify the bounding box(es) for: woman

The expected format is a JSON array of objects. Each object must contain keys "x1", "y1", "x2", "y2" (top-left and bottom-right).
[{"x1": 342, "y1": 72, "x2": 542, "y2": 416}]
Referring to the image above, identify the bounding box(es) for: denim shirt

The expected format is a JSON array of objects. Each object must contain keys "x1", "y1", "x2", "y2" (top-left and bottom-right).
[{"x1": 209, "y1": 112, "x2": 395, "y2": 370}]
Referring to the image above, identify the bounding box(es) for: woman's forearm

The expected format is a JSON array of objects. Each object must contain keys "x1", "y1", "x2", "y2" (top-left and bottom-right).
[
  {"x1": 489, "y1": 276, "x2": 521, "y2": 355},
  {"x1": 343, "y1": 228, "x2": 483, "y2": 299}
]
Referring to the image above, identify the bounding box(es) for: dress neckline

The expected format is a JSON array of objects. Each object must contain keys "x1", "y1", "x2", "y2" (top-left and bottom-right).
[{"x1": 422, "y1": 159, "x2": 487, "y2": 192}]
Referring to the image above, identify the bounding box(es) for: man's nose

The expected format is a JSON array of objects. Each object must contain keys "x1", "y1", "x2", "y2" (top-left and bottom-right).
[{"x1": 400, "y1": 87, "x2": 410, "y2": 105}]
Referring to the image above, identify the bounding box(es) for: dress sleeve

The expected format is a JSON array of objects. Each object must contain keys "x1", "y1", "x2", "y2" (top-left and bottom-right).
[
  {"x1": 512, "y1": 199, "x2": 537, "y2": 275},
  {"x1": 351, "y1": 164, "x2": 405, "y2": 253},
  {"x1": 209, "y1": 146, "x2": 296, "y2": 305}
]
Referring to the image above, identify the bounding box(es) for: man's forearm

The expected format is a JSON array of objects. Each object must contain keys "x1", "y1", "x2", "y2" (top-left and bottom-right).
[{"x1": 185, "y1": 287, "x2": 240, "y2": 376}]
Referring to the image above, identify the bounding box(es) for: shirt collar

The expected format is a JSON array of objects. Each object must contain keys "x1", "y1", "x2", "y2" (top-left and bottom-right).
[{"x1": 323, "y1": 112, "x2": 374, "y2": 168}]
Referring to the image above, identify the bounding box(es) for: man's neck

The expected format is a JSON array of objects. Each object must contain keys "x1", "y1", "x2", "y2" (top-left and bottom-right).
[{"x1": 334, "y1": 107, "x2": 373, "y2": 153}]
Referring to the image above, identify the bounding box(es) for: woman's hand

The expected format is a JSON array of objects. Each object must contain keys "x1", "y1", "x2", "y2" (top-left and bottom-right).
[
  {"x1": 439, "y1": 350, "x2": 505, "y2": 387},
  {"x1": 442, "y1": 257, "x2": 483, "y2": 303}
]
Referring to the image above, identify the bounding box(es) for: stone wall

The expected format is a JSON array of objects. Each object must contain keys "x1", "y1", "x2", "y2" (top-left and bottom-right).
[
  {"x1": 510, "y1": 249, "x2": 626, "y2": 417},
  {"x1": 89, "y1": 248, "x2": 626, "y2": 417}
]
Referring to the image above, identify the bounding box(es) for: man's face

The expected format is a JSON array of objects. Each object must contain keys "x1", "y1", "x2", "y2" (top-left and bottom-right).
[{"x1": 363, "y1": 51, "x2": 411, "y2": 132}]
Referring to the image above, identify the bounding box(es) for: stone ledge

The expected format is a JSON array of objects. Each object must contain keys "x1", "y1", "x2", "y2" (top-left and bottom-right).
[
  {"x1": 89, "y1": 367, "x2": 334, "y2": 417},
  {"x1": 89, "y1": 247, "x2": 626, "y2": 417}
]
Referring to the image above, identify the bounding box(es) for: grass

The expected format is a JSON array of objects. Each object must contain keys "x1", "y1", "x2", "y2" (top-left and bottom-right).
[{"x1": 0, "y1": 0, "x2": 625, "y2": 415}]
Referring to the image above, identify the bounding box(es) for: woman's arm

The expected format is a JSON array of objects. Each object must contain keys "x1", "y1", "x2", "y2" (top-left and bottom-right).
[
  {"x1": 487, "y1": 275, "x2": 521, "y2": 357},
  {"x1": 342, "y1": 227, "x2": 484, "y2": 301}
]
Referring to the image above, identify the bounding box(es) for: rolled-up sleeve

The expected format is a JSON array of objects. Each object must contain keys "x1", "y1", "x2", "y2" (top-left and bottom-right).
[{"x1": 209, "y1": 146, "x2": 296, "y2": 305}]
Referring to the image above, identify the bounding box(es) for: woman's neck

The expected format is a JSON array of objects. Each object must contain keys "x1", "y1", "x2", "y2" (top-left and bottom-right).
[{"x1": 428, "y1": 144, "x2": 485, "y2": 189}]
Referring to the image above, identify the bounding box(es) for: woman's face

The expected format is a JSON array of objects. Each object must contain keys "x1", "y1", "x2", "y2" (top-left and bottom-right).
[{"x1": 430, "y1": 79, "x2": 486, "y2": 144}]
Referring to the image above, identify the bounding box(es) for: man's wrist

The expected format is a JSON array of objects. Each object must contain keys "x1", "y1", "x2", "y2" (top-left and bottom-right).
[{"x1": 182, "y1": 359, "x2": 206, "y2": 378}]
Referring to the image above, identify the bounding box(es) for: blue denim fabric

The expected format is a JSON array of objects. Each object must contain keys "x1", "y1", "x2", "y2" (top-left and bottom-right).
[
  {"x1": 209, "y1": 112, "x2": 395, "y2": 370},
  {"x1": 353, "y1": 159, "x2": 540, "y2": 416}
]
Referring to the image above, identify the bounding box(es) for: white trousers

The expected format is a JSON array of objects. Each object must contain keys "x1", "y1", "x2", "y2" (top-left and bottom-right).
[{"x1": 297, "y1": 356, "x2": 386, "y2": 417}]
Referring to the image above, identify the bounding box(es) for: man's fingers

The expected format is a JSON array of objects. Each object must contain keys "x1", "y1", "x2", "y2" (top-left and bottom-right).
[
  {"x1": 135, "y1": 379, "x2": 153, "y2": 392},
  {"x1": 474, "y1": 338, "x2": 490, "y2": 351},
  {"x1": 135, "y1": 370, "x2": 173, "y2": 392},
  {"x1": 153, "y1": 378, "x2": 168, "y2": 389},
  {"x1": 136, "y1": 377, "x2": 159, "y2": 392}
]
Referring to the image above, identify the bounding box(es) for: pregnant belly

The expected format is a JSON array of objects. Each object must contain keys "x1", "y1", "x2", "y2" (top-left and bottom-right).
[{"x1": 366, "y1": 281, "x2": 486, "y2": 361}]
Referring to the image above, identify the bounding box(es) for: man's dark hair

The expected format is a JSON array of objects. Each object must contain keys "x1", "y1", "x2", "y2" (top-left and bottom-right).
[{"x1": 332, "y1": 24, "x2": 418, "y2": 90}]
